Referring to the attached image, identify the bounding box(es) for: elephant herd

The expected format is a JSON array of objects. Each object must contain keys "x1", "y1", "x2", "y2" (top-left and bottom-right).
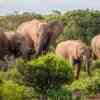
[
  {"x1": 0, "y1": 19, "x2": 100, "y2": 79},
  {"x1": 0, "y1": 19, "x2": 63, "y2": 59}
]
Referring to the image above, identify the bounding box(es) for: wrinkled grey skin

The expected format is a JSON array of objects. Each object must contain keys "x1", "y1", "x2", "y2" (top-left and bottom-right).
[{"x1": 16, "y1": 20, "x2": 64, "y2": 58}]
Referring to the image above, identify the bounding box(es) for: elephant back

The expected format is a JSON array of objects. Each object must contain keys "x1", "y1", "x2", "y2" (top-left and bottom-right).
[{"x1": 56, "y1": 40, "x2": 90, "y2": 60}]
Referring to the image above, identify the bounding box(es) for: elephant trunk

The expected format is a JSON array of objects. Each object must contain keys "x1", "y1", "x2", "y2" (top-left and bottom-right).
[
  {"x1": 33, "y1": 32, "x2": 51, "y2": 58},
  {"x1": 82, "y1": 55, "x2": 91, "y2": 75}
]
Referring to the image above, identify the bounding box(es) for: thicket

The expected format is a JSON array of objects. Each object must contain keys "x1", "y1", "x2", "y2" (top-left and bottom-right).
[{"x1": 0, "y1": 53, "x2": 74, "y2": 100}]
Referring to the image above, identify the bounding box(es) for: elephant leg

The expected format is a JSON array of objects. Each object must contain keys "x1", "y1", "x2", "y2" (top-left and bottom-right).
[
  {"x1": 86, "y1": 62, "x2": 91, "y2": 76},
  {"x1": 87, "y1": 65, "x2": 91, "y2": 76},
  {"x1": 75, "y1": 63, "x2": 81, "y2": 79}
]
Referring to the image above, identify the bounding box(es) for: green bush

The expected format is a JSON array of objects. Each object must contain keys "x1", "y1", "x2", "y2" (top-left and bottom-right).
[
  {"x1": 92, "y1": 60, "x2": 100, "y2": 69},
  {"x1": 91, "y1": 69, "x2": 100, "y2": 93},
  {"x1": 69, "y1": 79, "x2": 92, "y2": 100},
  {"x1": 14, "y1": 53, "x2": 74, "y2": 96},
  {"x1": 1, "y1": 67, "x2": 24, "y2": 85},
  {"x1": 47, "y1": 86, "x2": 72, "y2": 100},
  {"x1": 0, "y1": 80, "x2": 34, "y2": 100},
  {"x1": 69, "y1": 69, "x2": 100, "y2": 99},
  {"x1": 70, "y1": 78, "x2": 93, "y2": 93}
]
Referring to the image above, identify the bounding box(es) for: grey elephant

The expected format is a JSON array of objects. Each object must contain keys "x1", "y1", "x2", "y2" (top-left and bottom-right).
[
  {"x1": 16, "y1": 19, "x2": 64, "y2": 58},
  {"x1": 55, "y1": 40, "x2": 91, "y2": 79}
]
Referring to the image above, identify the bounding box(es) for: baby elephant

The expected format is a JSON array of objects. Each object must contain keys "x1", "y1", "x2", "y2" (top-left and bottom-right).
[{"x1": 55, "y1": 40, "x2": 91, "y2": 79}]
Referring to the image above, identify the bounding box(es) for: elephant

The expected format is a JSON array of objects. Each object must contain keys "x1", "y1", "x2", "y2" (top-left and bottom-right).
[
  {"x1": 1, "y1": 31, "x2": 21, "y2": 57},
  {"x1": 91, "y1": 34, "x2": 100, "y2": 59},
  {"x1": 0, "y1": 30, "x2": 22, "y2": 59},
  {"x1": 0, "y1": 29, "x2": 10, "y2": 60},
  {"x1": 55, "y1": 40, "x2": 91, "y2": 79},
  {"x1": 0, "y1": 30, "x2": 13, "y2": 59},
  {"x1": 16, "y1": 19, "x2": 64, "y2": 58},
  {"x1": 0, "y1": 30, "x2": 19, "y2": 70},
  {"x1": 4, "y1": 31, "x2": 21, "y2": 57}
]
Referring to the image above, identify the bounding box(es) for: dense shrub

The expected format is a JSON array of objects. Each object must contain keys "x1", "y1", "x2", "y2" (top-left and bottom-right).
[
  {"x1": 1, "y1": 67, "x2": 23, "y2": 85},
  {"x1": 69, "y1": 68, "x2": 100, "y2": 99},
  {"x1": 70, "y1": 78, "x2": 93, "y2": 94},
  {"x1": 91, "y1": 69, "x2": 100, "y2": 93},
  {"x1": 47, "y1": 87, "x2": 72, "y2": 100},
  {"x1": 14, "y1": 53, "x2": 74, "y2": 97},
  {"x1": 0, "y1": 80, "x2": 34, "y2": 100}
]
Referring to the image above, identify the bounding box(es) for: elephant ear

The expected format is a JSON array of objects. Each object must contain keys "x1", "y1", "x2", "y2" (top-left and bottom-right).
[
  {"x1": 48, "y1": 20, "x2": 64, "y2": 46},
  {"x1": 38, "y1": 23, "x2": 49, "y2": 34},
  {"x1": 35, "y1": 23, "x2": 50, "y2": 53},
  {"x1": 48, "y1": 20, "x2": 64, "y2": 34}
]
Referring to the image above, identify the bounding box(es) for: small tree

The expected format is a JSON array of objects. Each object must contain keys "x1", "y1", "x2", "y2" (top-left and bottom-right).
[{"x1": 15, "y1": 53, "x2": 74, "y2": 100}]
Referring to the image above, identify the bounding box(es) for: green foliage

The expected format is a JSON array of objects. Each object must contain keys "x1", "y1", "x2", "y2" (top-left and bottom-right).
[
  {"x1": 92, "y1": 60, "x2": 100, "y2": 69},
  {"x1": 15, "y1": 53, "x2": 74, "y2": 95},
  {"x1": 47, "y1": 87, "x2": 72, "y2": 100},
  {"x1": 2, "y1": 67, "x2": 24, "y2": 85},
  {"x1": 60, "y1": 10, "x2": 100, "y2": 44},
  {"x1": 70, "y1": 78, "x2": 93, "y2": 94},
  {"x1": 0, "y1": 12, "x2": 44, "y2": 31},
  {"x1": 0, "y1": 80, "x2": 34, "y2": 100},
  {"x1": 69, "y1": 69, "x2": 100, "y2": 99}
]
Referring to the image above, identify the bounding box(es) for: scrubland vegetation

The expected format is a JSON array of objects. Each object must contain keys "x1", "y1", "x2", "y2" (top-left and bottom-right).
[{"x1": 0, "y1": 9, "x2": 100, "y2": 100}]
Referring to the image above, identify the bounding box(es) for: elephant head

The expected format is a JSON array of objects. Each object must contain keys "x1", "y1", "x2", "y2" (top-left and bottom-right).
[
  {"x1": 48, "y1": 20, "x2": 64, "y2": 45},
  {"x1": 33, "y1": 20, "x2": 64, "y2": 58},
  {"x1": 11, "y1": 33, "x2": 33, "y2": 59}
]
